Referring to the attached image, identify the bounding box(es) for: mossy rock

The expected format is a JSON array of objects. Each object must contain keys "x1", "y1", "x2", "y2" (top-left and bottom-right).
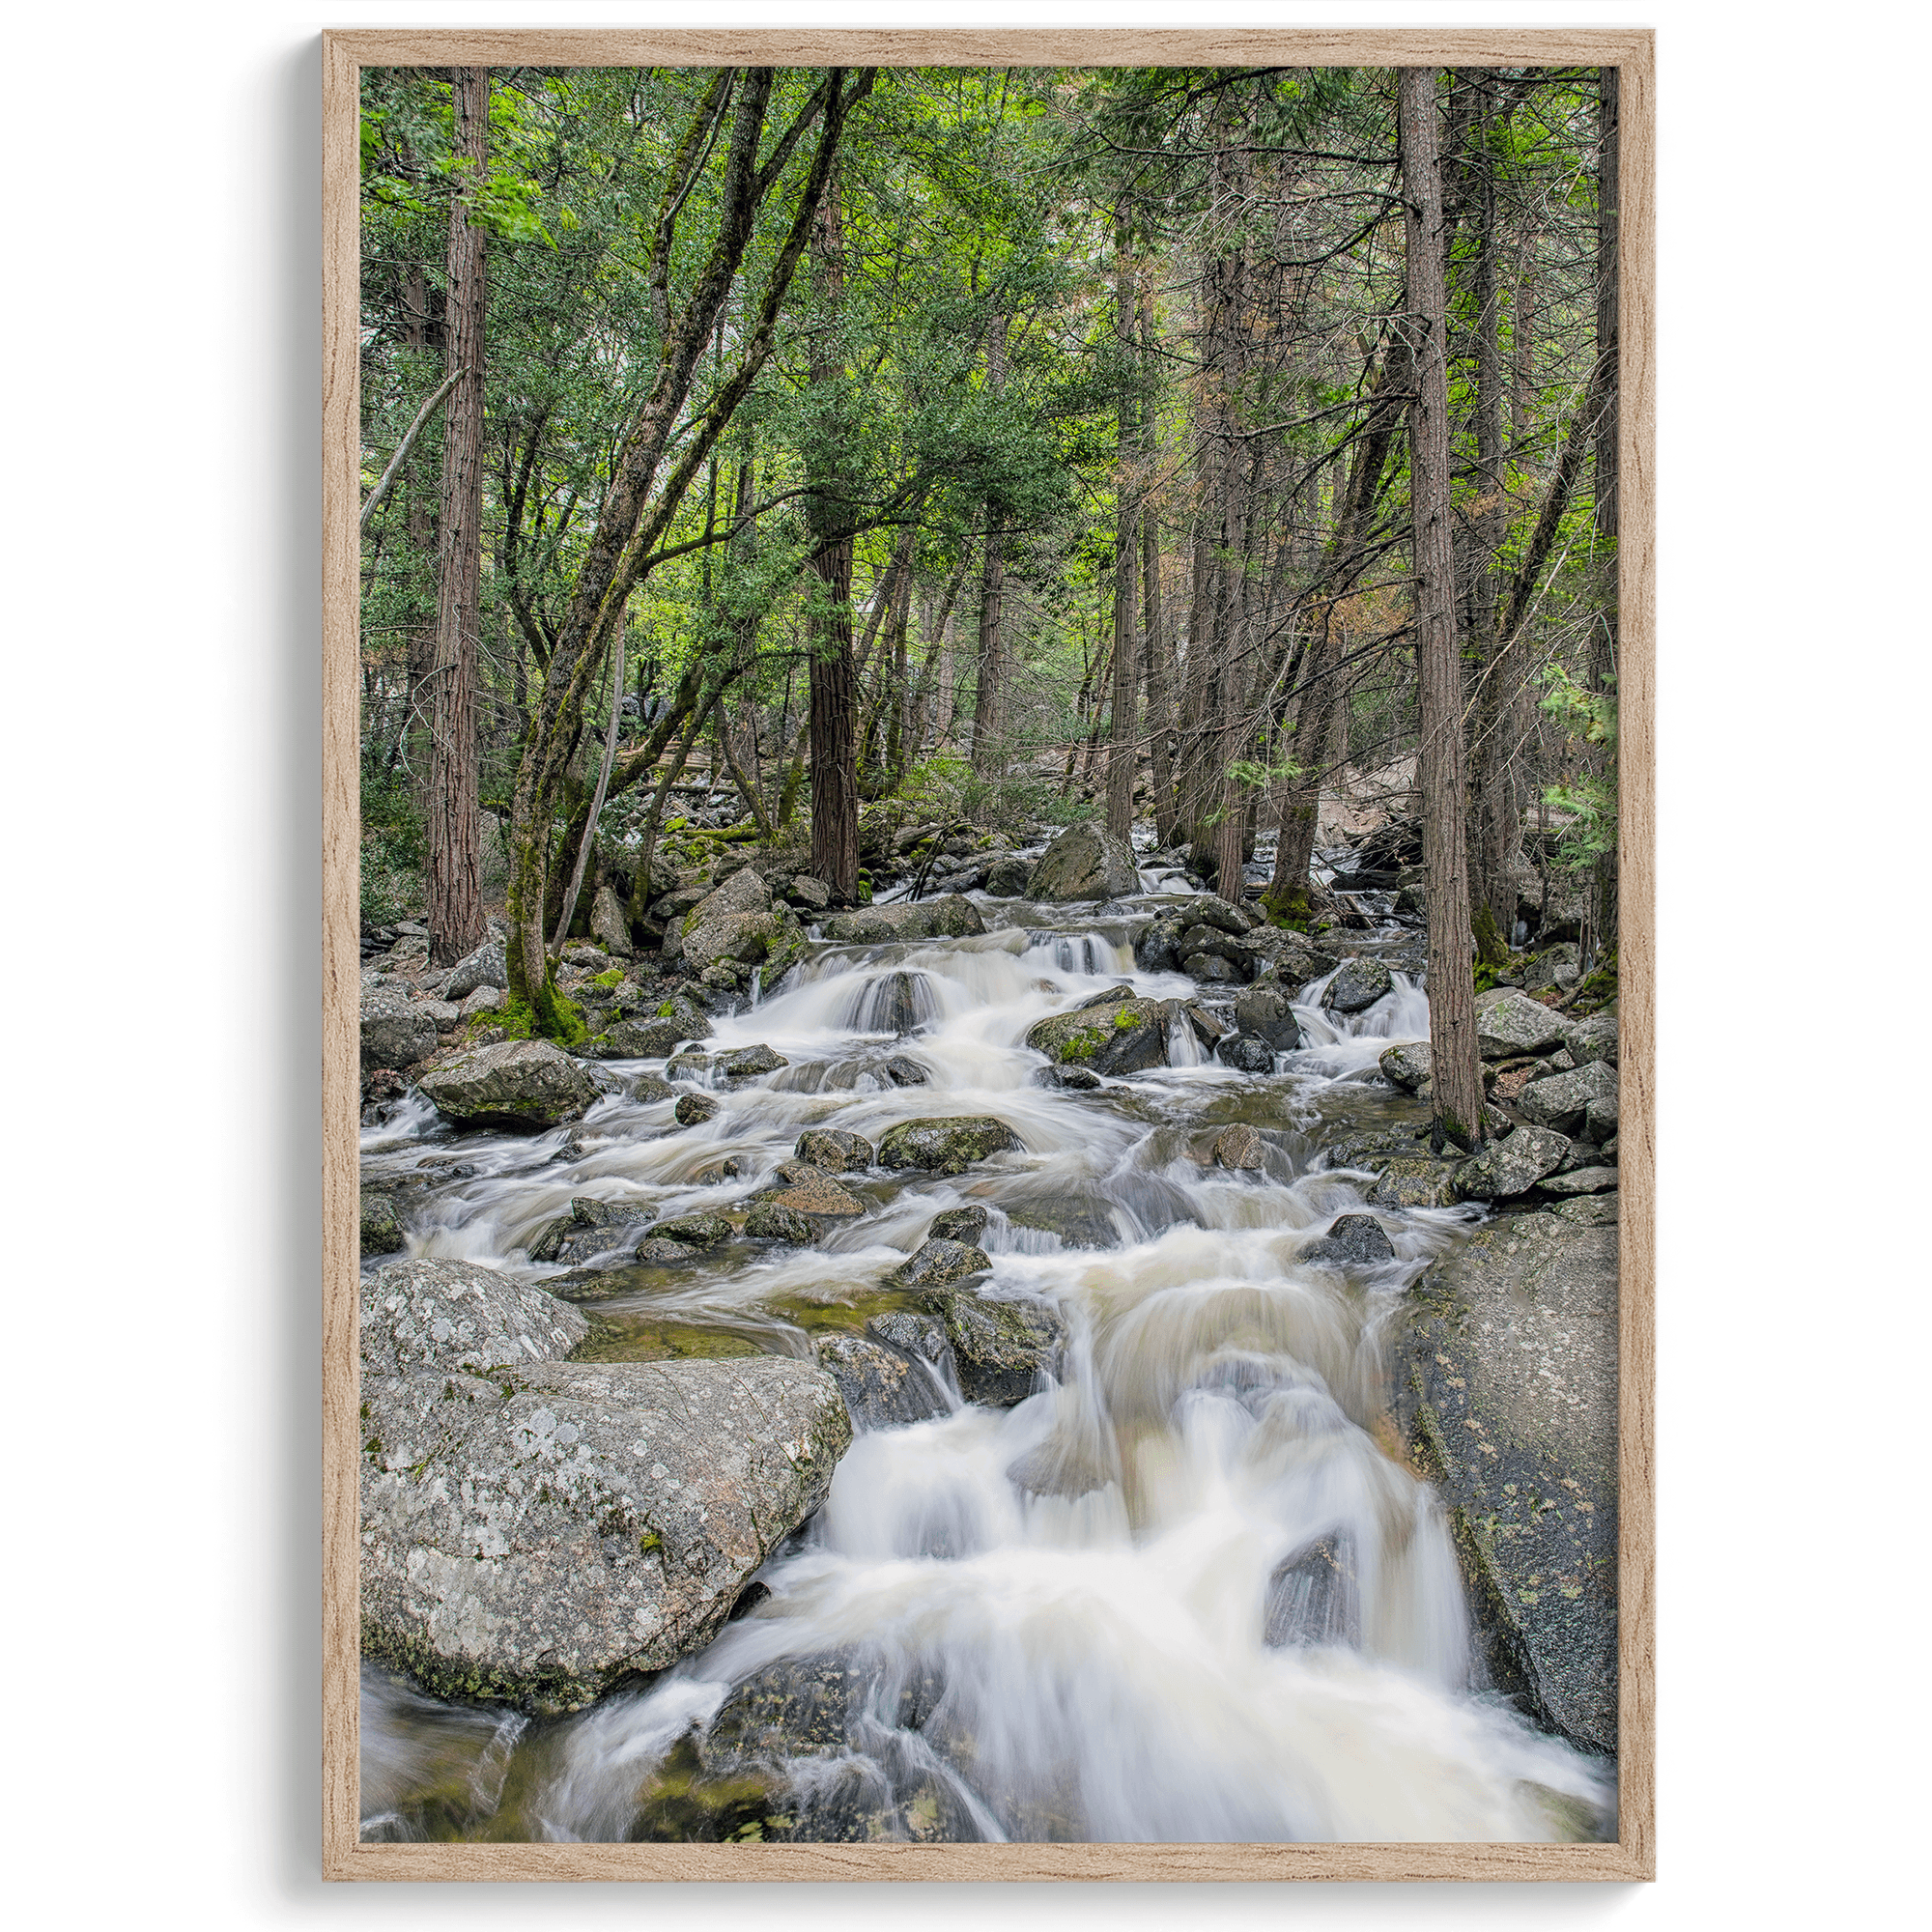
[{"x1": 876, "y1": 1116, "x2": 1024, "y2": 1176}]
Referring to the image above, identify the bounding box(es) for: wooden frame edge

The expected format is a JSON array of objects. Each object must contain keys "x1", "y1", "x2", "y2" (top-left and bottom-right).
[{"x1": 320, "y1": 26, "x2": 1658, "y2": 1883}]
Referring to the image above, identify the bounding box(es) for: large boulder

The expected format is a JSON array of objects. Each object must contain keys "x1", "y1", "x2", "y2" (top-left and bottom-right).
[
  {"x1": 417, "y1": 1038, "x2": 602, "y2": 1131},
  {"x1": 1378, "y1": 1039, "x2": 1433, "y2": 1093},
  {"x1": 984, "y1": 853, "x2": 1033, "y2": 897},
  {"x1": 1024, "y1": 821, "x2": 1141, "y2": 903},
  {"x1": 1322, "y1": 957, "x2": 1394, "y2": 1014},
  {"x1": 359, "y1": 1355, "x2": 851, "y2": 1713},
  {"x1": 583, "y1": 993, "x2": 711, "y2": 1061},
  {"x1": 1217, "y1": 1033, "x2": 1276, "y2": 1074},
  {"x1": 794, "y1": 1126, "x2": 874, "y2": 1172},
  {"x1": 359, "y1": 1257, "x2": 588, "y2": 1378},
  {"x1": 760, "y1": 1163, "x2": 864, "y2": 1219},
  {"x1": 1451, "y1": 1124, "x2": 1572, "y2": 1202},
  {"x1": 1300, "y1": 1214, "x2": 1396, "y2": 1270},
  {"x1": 360, "y1": 988, "x2": 439, "y2": 1073},
  {"x1": 821, "y1": 896, "x2": 985, "y2": 945},
  {"x1": 877, "y1": 1117, "x2": 1024, "y2": 1175},
  {"x1": 1517, "y1": 1059, "x2": 1619, "y2": 1136},
  {"x1": 1024, "y1": 989, "x2": 1171, "y2": 1076},
  {"x1": 440, "y1": 937, "x2": 509, "y2": 1002},
  {"x1": 1392, "y1": 1211, "x2": 1619, "y2": 1755},
  {"x1": 667, "y1": 867, "x2": 806, "y2": 987},
  {"x1": 892, "y1": 1237, "x2": 991, "y2": 1290},
  {"x1": 1475, "y1": 988, "x2": 1570, "y2": 1061},
  {"x1": 1233, "y1": 977, "x2": 1302, "y2": 1050},
  {"x1": 919, "y1": 1288, "x2": 1066, "y2": 1406},
  {"x1": 1564, "y1": 1013, "x2": 1620, "y2": 1067}
]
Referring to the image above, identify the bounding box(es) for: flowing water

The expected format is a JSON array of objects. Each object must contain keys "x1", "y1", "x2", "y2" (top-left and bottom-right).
[{"x1": 358, "y1": 893, "x2": 1615, "y2": 1844}]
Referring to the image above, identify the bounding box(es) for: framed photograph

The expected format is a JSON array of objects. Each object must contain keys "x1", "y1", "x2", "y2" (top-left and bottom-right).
[{"x1": 325, "y1": 27, "x2": 1653, "y2": 1881}]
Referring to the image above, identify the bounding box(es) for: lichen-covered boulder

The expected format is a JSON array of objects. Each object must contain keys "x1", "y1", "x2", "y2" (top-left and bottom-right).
[
  {"x1": 892, "y1": 1237, "x2": 991, "y2": 1290},
  {"x1": 718, "y1": 1043, "x2": 788, "y2": 1080},
  {"x1": 1378, "y1": 1039, "x2": 1433, "y2": 1093},
  {"x1": 877, "y1": 1116, "x2": 1024, "y2": 1175},
  {"x1": 589, "y1": 886, "x2": 634, "y2": 958},
  {"x1": 1451, "y1": 1124, "x2": 1571, "y2": 1202},
  {"x1": 416, "y1": 1038, "x2": 602, "y2": 1130},
  {"x1": 926, "y1": 1204, "x2": 989, "y2": 1245},
  {"x1": 821, "y1": 895, "x2": 985, "y2": 945},
  {"x1": 743, "y1": 1198, "x2": 816, "y2": 1244},
  {"x1": 359, "y1": 1257, "x2": 588, "y2": 1380},
  {"x1": 1475, "y1": 987, "x2": 1570, "y2": 1061},
  {"x1": 359, "y1": 1356, "x2": 851, "y2": 1713},
  {"x1": 794, "y1": 1126, "x2": 874, "y2": 1172},
  {"x1": 581, "y1": 994, "x2": 711, "y2": 1062},
  {"x1": 1211, "y1": 1122, "x2": 1266, "y2": 1170},
  {"x1": 919, "y1": 1289, "x2": 1066, "y2": 1407},
  {"x1": 815, "y1": 1333, "x2": 950, "y2": 1430},
  {"x1": 359, "y1": 1190, "x2": 406, "y2": 1258},
  {"x1": 1564, "y1": 1013, "x2": 1620, "y2": 1067},
  {"x1": 647, "y1": 1211, "x2": 732, "y2": 1250},
  {"x1": 440, "y1": 936, "x2": 508, "y2": 1002},
  {"x1": 1024, "y1": 821, "x2": 1141, "y2": 903},
  {"x1": 360, "y1": 987, "x2": 440, "y2": 1073},
  {"x1": 984, "y1": 853, "x2": 1032, "y2": 897},
  {"x1": 1369, "y1": 1158, "x2": 1461, "y2": 1210},
  {"x1": 1392, "y1": 1211, "x2": 1618, "y2": 1754},
  {"x1": 1217, "y1": 1033, "x2": 1276, "y2": 1075},
  {"x1": 1517, "y1": 1059, "x2": 1619, "y2": 1136},
  {"x1": 761, "y1": 1164, "x2": 863, "y2": 1218},
  {"x1": 1538, "y1": 1166, "x2": 1618, "y2": 1198},
  {"x1": 1024, "y1": 989, "x2": 1170, "y2": 1076},
  {"x1": 673, "y1": 1093, "x2": 719, "y2": 1127},
  {"x1": 1322, "y1": 957, "x2": 1393, "y2": 1013}
]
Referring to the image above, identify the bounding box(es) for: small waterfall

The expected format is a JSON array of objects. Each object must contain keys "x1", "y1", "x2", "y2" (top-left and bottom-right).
[{"x1": 365, "y1": 902, "x2": 1612, "y2": 1845}]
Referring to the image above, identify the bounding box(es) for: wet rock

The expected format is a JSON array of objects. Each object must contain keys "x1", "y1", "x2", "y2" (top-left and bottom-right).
[
  {"x1": 440, "y1": 936, "x2": 509, "y2": 1002},
  {"x1": 359, "y1": 1190, "x2": 406, "y2": 1258},
  {"x1": 1393, "y1": 1211, "x2": 1618, "y2": 1754},
  {"x1": 893, "y1": 1237, "x2": 992, "y2": 1290},
  {"x1": 1517, "y1": 1059, "x2": 1619, "y2": 1136},
  {"x1": 673, "y1": 887, "x2": 808, "y2": 986},
  {"x1": 1024, "y1": 990, "x2": 1170, "y2": 1076},
  {"x1": 631, "y1": 1236, "x2": 703, "y2": 1266},
  {"x1": 360, "y1": 987, "x2": 440, "y2": 1074},
  {"x1": 1132, "y1": 916, "x2": 1183, "y2": 973},
  {"x1": 742, "y1": 1199, "x2": 816, "y2": 1244},
  {"x1": 1370, "y1": 1158, "x2": 1461, "y2": 1209},
  {"x1": 589, "y1": 886, "x2": 634, "y2": 957},
  {"x1": 1322, "y1": 957, "x2": 1394, "y2": 1013},
  {"x1": 647, "y1": 1211, "x2": 733, "y2": 1250},
  {"x1": 1024, "y1": 820, "x2": 1141, "y2": 902},
  {"x1": 717, "y1": 1043, "x2": 788, "y2": 1080},
  {"x1": 583, "y1": 994, "x2": 711, "y2": 1061},
  {"x1": 984, "y1": 853, "x2": 1033, "y2": 896},
  {"x1": 877, "y1": 1116, "x2": 1024, "y2": 1175},
  {"x1": 1264, "y1": 1536, "x2": 1359, "y2": 1648},
  {"x1": 1179, "y1": 923, "x2": 1255, "y2": 975},
  {"x1": 815, "y1": 1333, "x2": 950, "y2": 1430},
  {"x1": 694, "y1": 1158, "x2": 743, "y2": 1188},
  {"x1": 865, "y1": 1310, "x2": 957, "y2": 1390},
  {"x1": 1183, "y1": 952, "x2": 1240, "y2": 984},
  {"x1": 822, "y1": 896, "x2": 984, "y2": 945},
  {"x1": 762, "y1": 1166, "x2": 863, "y2": 1218},
  {"x1": 1378, "y1": 1040, "x2": 1433, "y2": 1093},
  {"x1": 919, "y1": 1289, "x2": 1066, "y2": 1407},
  {"x1": 1474, "y1": 988, "x2": 1571, "y2": 1061},
  {"x1": 1452, "y1": 1124, "x2": 1571, "y2": 1203},
  {"x1": 1044, "y1": 1064, "x2": 1103, "y2": 1091},
  {"x1": 1211, "y1": 1122, "x2": 1267, "y2": 1170},
  {"x1": 1538, "y1": 1166, "x2": 1619, "y2": 1197},
  {"x1": 1217, "y1": 1033, "x2": 1276, "y2": 1074},
  {"x1": 1241, "y1": 927, "x2": 1337, "y2": 984},
  {"x1": 1233, "y1": 978, "x2": 1302, "y2": 1050},
  {"x1": 359, "y1": 1356, "x2": 850, "y2": 1713},
  {"x1": 794, "y1": 1126, "x2": 874, "y2": 1172},
  {"x1": 882, "y1": 1055, "x2": 928, "y2": 1087},
  {"x1": 1300, "y1": 1213, "x2": 1396, "y2": 1269},
  {"x1": 673, "y1": 1092, "x2": 719, "y2": 1127},
  {"x1": 851, "y1": 970, "x2": 932, "y2": 1037},
  {"x1": 359, "y1": 1257, "x2": 588, "y2": 1379},
  {"x1": 417, "y1": 1038, "x2": 602, "y2": 1131},
  {"x1": 926, "y1": 1204, "x2": 989, "y2": 1245}
]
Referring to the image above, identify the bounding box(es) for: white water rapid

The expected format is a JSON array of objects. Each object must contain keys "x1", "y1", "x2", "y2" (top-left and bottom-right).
[{"x1": 359, "y1": 899, "x2": 1614, "y2": 1844}]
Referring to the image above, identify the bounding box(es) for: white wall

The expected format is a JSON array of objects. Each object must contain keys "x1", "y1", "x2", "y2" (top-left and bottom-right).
[{"x1": 2, "y1": 3, "x2": 1922, "y2": 1923}]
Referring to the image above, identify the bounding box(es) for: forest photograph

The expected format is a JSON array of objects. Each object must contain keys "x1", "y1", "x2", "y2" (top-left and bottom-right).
[{"x1": 353, "y1": 56, "x2": 1629, "y2": 1847}]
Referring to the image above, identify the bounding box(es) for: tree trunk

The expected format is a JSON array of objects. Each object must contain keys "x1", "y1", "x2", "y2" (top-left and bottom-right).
[
  {"x1": 807, "y1": 166, "x2": 860, "y2": 901},
  {"x1": 426, "y1": 66, "x2": 488, "y2": 969},
  {"x1": 1400, "y1": 66, "x2": 1486, "y2": 1151},
  {"x1": 970, "y1": 315, "x2": 1009, "y2": 776},
  {"x1": 1106, "y1": 213, "x2": 1141, "y2": 838}
]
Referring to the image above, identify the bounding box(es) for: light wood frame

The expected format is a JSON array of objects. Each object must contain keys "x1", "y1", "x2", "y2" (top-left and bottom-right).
[{"x1": 323, "y1": 27, "x2": 1655, "y2": 1883}]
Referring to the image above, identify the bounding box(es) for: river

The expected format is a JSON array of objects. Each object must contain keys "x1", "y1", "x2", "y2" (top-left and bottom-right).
[{"x1": 357, "y1": 885, "x2": 1615, "y2": 1843}]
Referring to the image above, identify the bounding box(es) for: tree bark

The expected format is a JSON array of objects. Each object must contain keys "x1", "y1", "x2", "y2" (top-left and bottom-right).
[
  {"x1": 427, "y1": 67, "x2": 488, "y2": 969},
  {"x1": 1401, "y1": 67, "x2": 1486, "y2": 1151},
  {"x1": 807, "y1": 165, "x2": 860, "y2": 901},
  {"x1": 970, "y1": 315, "x2": 1009, "y2": 776},
  {"x1": 1106, "y1": 212, "x2": 1141, "y2": 838}
]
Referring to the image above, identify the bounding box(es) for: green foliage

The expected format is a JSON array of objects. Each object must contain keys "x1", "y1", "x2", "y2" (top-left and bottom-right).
[
  {"x1": 360, "y1": 771, "x2": 426, "y2": 923},
  {"x1": 1539, "y1": 665, "x2": 1618, "y2": 876}
]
